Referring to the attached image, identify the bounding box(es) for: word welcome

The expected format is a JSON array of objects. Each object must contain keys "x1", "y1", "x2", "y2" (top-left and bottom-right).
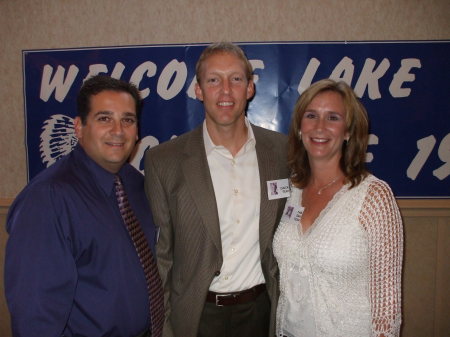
[{"x1": 39, "y1": 56, "x2": 421, "y2": 104}]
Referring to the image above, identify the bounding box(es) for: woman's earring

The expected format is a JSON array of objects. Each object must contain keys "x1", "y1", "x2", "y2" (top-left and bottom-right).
[{"x1": 298, "y1": 131, "x2": 302, "y2": 140}]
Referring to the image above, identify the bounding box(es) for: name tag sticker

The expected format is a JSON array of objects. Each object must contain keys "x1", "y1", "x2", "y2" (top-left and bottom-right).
[
  {"x1": 281, "y1": 204, "x2": 303, "y2": 224},
  {"x1": 267, "y1": 178, "x2": 290, "y2": 200}
]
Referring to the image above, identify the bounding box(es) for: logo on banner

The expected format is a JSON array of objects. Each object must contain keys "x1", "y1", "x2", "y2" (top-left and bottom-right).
[{"x1": 40, "y1": 114, "x2": 77, "y2": 167}]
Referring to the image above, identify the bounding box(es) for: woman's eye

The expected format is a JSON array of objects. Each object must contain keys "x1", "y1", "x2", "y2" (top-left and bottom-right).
[
  {"x1": 328, "y1": 114, "x2": 342, "y2": 121},
  {"x1": 304, "y1": 113, "x2": 316, "y2": 119}
]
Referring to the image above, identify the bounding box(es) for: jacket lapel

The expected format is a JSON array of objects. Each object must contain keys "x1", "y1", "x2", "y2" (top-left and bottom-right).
[
  {"x1": 181, "y1": 126, "x2": 222, "y2": 254},
  {"x1": 254, "y1": 127, "x2": 283, "y2": 256}
]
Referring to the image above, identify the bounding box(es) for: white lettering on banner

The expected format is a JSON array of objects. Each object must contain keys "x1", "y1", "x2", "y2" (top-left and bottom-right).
[
  {"x1": 111, "y1": 62, "x2": 126, "y2": 79},
  {"x1": 433, "y1": 133, "x2": 450, "y2": 180},
  {"x1": 407, "y1": 133, "x2": 450, "y2": 180},
  {"x1": 354, "y1": 58, "x2": 390, "y2": 99},
  {"x1": 407, "y1": 135, "x2": 436, "y2": 180},
  {"x1": 366, "y1": 134, "x2": 379, "y2": 163},
  {"x1": 298, "y1": 58, "x2": 321, "y2": 94},
  {"x1": 130, "y1": 61, "x2": 157, "y2": 99},
  {"x1": 129, "y1": 135, "x2": 160, "y2": 174},
  {"x1": 39, "y1": 56, "x2": 422, "y2": 103},
  {"x1": 329, "y1": 56, "x2": 355, "y2": 85},
  {"x1": 297, "y1": 57, "x2": 421, "y2": 99},
  {"x1": 84, "y1": 64, "x2": 108, "y2": 80},
  {"x1": 129, "y1": 134, "x2": 178, "y2": 174},
  {"x1": 157, "y1": 59, "x2": 187, "y2": 100},
  {"x1": 389, "y1": 59, "x2": 422, "y2": 98},
  {"x1": 40, "y1": 65, "x2": 79, "y2": 102},
  {"x1": 249, "y1": 59, "x2": 265, "y2": 84},
  {"x1": 187, "y1": 76, "x2": 197, "y2": 99},
  {"x1": 82, "y1": 62, "x2": 127, "y2": 82}
]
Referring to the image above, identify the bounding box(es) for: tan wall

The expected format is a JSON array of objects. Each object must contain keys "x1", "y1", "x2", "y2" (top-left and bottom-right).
[
  {"x1": 0, "y1": 202, "x2": 10, "y2": 336},
  {"x1": 0, "y1": 0, "x2": 449, "y2": 336}
]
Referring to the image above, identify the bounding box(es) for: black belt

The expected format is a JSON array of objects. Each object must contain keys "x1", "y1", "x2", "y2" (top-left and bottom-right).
[{"x1": 206, "y1": 284, "x2": 266, "y2": 306}]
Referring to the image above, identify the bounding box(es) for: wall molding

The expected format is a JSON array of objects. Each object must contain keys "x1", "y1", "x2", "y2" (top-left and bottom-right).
[
  {"x1": 0, "y1": 198, "x2": 14, "y2": 208},
  {"x1": 2, "y1": 197, "x2": 449, "y2": 211}
]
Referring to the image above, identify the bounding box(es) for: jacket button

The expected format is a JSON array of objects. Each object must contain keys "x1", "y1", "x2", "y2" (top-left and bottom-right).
[{"x1": 214, "y1": 271, "x2": 220, "y2": 276}]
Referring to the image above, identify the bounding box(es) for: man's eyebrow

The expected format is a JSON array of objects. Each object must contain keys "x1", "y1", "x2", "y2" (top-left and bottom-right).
[
  {"x1": 92, "y1": 111, "x2": 137, "y2": 118},
  {"x1": 123, "y1": 111, "x2": 137, "y2": 117},
  {"x1": 93, "y1": 110, "x2": 112, "y2": 117}
]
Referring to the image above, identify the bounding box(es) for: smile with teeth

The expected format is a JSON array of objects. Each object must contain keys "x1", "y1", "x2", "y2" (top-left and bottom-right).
[
  {"x1": 311, "y1": 137, "x2": 328, "y2": 143},
  {"x1": 218, "y1": 101, "x2": 234, "y2": 107},
  {"x1": 106, "y1": 142, "x2": 124, "y2": 147}
]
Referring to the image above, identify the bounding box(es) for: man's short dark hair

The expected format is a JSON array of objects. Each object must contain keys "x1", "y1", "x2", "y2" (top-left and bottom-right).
[{"x1": 77, "y1": 75, "x2": 142, "y2": 124}]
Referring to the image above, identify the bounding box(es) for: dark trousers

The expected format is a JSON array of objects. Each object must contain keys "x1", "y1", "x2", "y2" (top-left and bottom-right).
[{"x1": 197, "y1": 290, "x2": 270, "y2": 337}]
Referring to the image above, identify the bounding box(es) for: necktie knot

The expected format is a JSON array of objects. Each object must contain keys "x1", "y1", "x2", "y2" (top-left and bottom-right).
[
  {"x1": 114, "y1": 174, "x2": 123, "y2": 186},
  {"x1": 114, "y1": 174, "x2": 124, "y2": 197}
]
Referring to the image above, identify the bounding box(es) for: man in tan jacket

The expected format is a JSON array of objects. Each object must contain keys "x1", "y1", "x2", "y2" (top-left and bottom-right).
[{"x1": 145, "y1": 42, "x2": 289, "y2": 337}]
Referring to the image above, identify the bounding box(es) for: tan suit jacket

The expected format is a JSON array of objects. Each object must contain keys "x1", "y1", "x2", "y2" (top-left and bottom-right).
[{"x1": 144, "y1": 124, "x2": 289, "y2": 337}]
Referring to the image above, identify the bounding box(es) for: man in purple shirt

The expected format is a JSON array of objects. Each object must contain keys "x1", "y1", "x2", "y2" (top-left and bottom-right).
[{"x1": 5, "y1": 75, "x2": 161, "y2": 337}]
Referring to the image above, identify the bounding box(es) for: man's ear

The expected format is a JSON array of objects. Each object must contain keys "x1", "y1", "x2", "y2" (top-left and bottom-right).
[
  {"x1": 194, "y1": 82, "x2": 204, "y2": 101},
  {"x1": 74, "y1": 117, "x2": 83, "y2": 139},
  {"x1": 246, "y1": 80, "x2": 255, "y2": 100}
]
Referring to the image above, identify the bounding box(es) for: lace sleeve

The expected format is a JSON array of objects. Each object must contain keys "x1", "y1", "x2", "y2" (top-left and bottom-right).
[{"x1": 360, "y1": 179, "x2": 403, "y2": 337}]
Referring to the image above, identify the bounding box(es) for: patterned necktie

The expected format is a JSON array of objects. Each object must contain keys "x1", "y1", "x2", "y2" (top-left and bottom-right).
[{"x1": 114, "y1": 175, "x2": 164, "y2": 337}]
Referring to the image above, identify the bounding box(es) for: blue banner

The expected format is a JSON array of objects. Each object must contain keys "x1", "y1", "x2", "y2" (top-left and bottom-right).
[{"x1": 23, "y1": 41, "x2": 450, "y2": 198}]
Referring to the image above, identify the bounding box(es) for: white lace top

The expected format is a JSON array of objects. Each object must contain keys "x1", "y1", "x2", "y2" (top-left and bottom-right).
[{"x1": 273, "y1": 175, "x2": 403, "y2": 337}]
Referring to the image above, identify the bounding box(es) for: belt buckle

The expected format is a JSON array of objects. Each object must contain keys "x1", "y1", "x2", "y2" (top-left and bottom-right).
[{"x1": 215, "y1": 294, "x2": 228, "y2": 306}]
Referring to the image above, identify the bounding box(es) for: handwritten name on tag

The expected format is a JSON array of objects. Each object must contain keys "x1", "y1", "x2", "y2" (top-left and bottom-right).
[{"x1": 267, "y1": 178, "x2": 290, "y2": 200}]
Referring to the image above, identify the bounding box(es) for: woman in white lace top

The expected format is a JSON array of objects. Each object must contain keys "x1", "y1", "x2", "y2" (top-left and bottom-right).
[{"x1": 273, "y1": 79, "x2": 403, "y2": 337}]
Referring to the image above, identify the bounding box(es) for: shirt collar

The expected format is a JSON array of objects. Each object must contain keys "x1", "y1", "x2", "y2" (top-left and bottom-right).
[
  {"x1": 203, "y1": 118, "x2": 256, "y2": 156},
  {"x1": 73, "y1": 144, "x2": 128, "y2": 196}
]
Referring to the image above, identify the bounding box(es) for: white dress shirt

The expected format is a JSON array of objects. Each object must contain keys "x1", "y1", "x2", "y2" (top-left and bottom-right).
[{"x1": 203, "y1": 119, "x2": 265, "y2": 292}]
